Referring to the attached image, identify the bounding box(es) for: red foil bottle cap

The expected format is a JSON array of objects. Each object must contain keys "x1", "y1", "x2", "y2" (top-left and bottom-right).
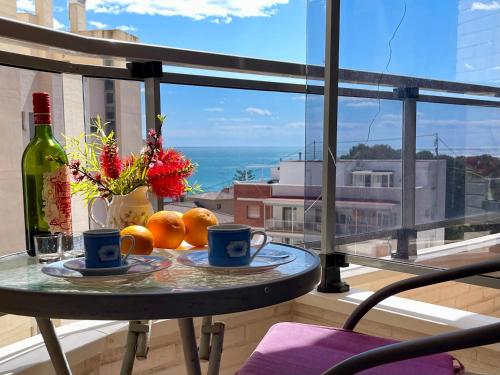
[{"x1": 32, "y1": 92, "x2": 52, "y2": 125}]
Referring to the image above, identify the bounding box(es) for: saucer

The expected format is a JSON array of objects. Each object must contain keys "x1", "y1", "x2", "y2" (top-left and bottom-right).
[
  {"x1": 42, "y1": 255, "x2": 172, "y2": 286},
  {"x1": 177, "y1": 246, "x2": 296, "y2": 273},
  {"x1": 63, "y1": 258, "x2": 134, "y2": 276}
]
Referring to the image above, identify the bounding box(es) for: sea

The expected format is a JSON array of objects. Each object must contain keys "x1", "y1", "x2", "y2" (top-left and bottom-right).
[{"x1": 177, "y1": 146, "x2": 302, "y2": 193}]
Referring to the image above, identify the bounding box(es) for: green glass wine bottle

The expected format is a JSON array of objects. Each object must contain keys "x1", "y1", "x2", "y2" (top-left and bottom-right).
[{"x1": 21, "y1": 92, "x2": 72, "y2": 256}]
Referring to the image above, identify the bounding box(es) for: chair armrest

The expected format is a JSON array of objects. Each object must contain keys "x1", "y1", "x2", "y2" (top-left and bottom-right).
[
  {"x1": 343, "y1": 258, "x2": 500, "y2": 330},
  {"x1": 324, "y1": 321, "x2": 500, "y2": 375}
]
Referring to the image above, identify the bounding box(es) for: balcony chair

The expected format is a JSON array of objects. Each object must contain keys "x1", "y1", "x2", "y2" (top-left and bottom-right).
[{"x1": 237, "y1": 258, "x2": 500, "y2": 375}]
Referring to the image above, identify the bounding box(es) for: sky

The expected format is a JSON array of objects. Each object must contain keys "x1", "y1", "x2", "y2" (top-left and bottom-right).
[{"x1": 15, "y1": 0, "x2": 500, "y2": 154}]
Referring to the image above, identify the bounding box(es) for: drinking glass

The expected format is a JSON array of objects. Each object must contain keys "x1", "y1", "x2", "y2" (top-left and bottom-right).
[
  {"x1": 62, "y1": 232, "x2": 84, "y2": 259},
  {"x1": 34, "y1": 234, "x2": 62, "y2": 263}
]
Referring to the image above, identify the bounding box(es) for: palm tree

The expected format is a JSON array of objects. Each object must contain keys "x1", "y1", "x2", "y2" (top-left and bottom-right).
[{"x1": 233, "y1": 169, "x2": 256, "y2": 181}]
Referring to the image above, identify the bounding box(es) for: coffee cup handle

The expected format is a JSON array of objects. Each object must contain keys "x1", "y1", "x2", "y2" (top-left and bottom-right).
[
  {"x1": 249, "y1": 230, "x2": 268, "y2": 263},
  {"x1": 120, "y1": 235, "x2": 135, "y2": 263},
  {"x1": 88, "y1": 196, "x2": 109, "y2": 228}
]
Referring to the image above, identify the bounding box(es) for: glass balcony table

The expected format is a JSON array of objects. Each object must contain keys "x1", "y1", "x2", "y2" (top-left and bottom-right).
[{"x1": 0, "y1": 243, "x2": 320, "y2": 375}]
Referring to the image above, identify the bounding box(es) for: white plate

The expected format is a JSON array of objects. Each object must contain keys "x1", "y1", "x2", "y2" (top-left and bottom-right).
[
  {"x1": 42, "y1": 255, "x2": 172, "y2": 287},
  {"x1": 177, "y1": 247, "x2": 295, "y2": 273}
]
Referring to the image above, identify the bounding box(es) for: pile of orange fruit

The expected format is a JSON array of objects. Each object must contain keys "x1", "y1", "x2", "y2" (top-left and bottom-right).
[{"x1": 120, "y1": 207, "x2": 218, "y2": 255}]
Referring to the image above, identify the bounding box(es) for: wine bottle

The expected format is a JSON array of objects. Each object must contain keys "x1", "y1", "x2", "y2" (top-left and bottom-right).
[{"x1": 21, "y1": 92, "x2": 72, "y2": 256}]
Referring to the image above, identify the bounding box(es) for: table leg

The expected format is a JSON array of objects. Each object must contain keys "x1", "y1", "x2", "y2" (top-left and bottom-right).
[
  {"x1": 207, "y1": 322, "x2": 225, "y2": 375},
  {"x1": 120, "y1": 320, "x2": 151, "y2": 375},
  {"x1": 120, "y1": 325, "x2": 138, "y2": 375},
  {"x1": 35, "y1": 318, "x2": 72, "y2": 375},
  {"x1": 178, "y1": 318, "x2": 202, "y2": 375},
  {"x1": 199, "y1": 316, "x2": 212, "y2": 360}
]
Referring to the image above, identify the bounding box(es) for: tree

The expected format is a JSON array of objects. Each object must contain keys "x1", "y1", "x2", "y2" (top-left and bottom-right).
[
  {"x1": 340, "y1": 144, "x2": 401, "y2": 160},
  {"x1": 233, "y1": 169, "x2": 256, "y2": 181},
  {"x1": 415, "y1": 150, "x2": 436, "y2": 160}
]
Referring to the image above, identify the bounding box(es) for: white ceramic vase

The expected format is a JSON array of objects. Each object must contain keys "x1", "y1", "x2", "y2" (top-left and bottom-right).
[{"x1": 88, "y1": 186, "x2": 154, "y2": 230}]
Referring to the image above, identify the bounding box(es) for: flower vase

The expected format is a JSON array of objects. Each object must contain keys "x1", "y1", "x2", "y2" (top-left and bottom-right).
[{"x1": 89, "y1": 186, "x2": 154, "y2": 230}]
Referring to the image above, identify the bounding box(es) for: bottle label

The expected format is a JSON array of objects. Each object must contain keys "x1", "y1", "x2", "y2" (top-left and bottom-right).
[{"x1": 42, "y1": 166, "x2": 72, "y2": 233}]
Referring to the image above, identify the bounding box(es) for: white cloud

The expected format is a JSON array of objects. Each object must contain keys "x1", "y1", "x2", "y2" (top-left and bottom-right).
[
  {"x1": 205, "y1": 107, "x2": 225, "y2": 112},
  {"x1": 419, "y1": 119, "x2": 500, "y2": 126},
  {"x1": 211, "y1": 17, "x2": 232, "y2": 24},
  {"x1": 285, "y1": 122, "x2": 305, "y2": 129},
  {"x1": 381, "y1": 113, "x2": 402, "y2": 121},
  {"x1": 89, "y1": 20, "x2": 109, "y2": 29},
  {"x1": 470, "y1": 1, "x2": 500, "y2": 11},
  {"x1": 464, "y1": 63, "x2": 474, "y2": 70},
  {"x1": 340, "y1": 97, "x2": 378, "y2": 108},
  {"x1": 86, "y1": 0, "x2": 289, "y2": 23},
  {"x1": 117, "y1": 25, "x2": 138, "y2": 32},
  {"x1": 218, "y1": 124, "x2": 277, "y2": 131},
  {"x1": 17, "y1": 0, "x2": 34, "y2": 12},
  {"x1": 292, "y1": 95, "x2": 306, "y2": 101},
  {"x1": 209, "y1": 117, "x2": 251, "y2": 122},
  {"x1": 54, "y1": 5, "x2": 65, "y2": 12},
  {"x1": 53, "y1": 18, "x2": 66, "y2": 30},
  {"x1": 246, "y1": 107, "x2": 272, "y2": 116}
]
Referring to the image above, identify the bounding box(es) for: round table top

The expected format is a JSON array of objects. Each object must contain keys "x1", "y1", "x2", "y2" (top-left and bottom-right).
[{"x1": 0, "y1": 243, "x2": 320, "y2": 320}]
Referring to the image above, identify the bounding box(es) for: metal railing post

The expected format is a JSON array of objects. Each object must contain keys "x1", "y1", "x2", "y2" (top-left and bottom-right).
[
  {"x1": 393, "y1": 87, "x2": 419, "y2": 259},
  {"x1": 317, "y1": 0, "x2": 349, "y2": 293},
  {"x1": 128, "y1": 61, "x2": 164, "y2": 211}
]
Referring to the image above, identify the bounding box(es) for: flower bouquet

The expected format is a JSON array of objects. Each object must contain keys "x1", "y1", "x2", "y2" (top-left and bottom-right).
[{"x1": 54, "y1": 115, "x2": 199, "y2": 228}]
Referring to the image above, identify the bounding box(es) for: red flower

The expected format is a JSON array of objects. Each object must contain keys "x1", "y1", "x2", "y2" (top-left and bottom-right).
[
  {"x1": 147, "y1": 149, "x2": 194, "y2": 198},
  {"x1": 123, "y1": 155, "x2": 136, "y2": 168},
  {"x1": 100, "y1": 142, "x2": 122, "y2": 179}
]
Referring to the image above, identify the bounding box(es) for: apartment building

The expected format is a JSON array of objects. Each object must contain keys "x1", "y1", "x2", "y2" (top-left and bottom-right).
[{"x1": 234, "y1": 158, "x2": 447, "y2": 249}]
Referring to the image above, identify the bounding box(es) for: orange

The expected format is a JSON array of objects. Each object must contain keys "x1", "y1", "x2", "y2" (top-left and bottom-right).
[
  {"x1": 182, "y1": 208, "x2": 218, "y2": 247},
  {"x1": 120, "y1": 225, "x2": 154, "y2": 255},
  {"x1": 146, "y1": 210, "x2": 186, "y2": 249},
  {"x1": 171, "y1": 211, "x2": 183, "y2": 218}
]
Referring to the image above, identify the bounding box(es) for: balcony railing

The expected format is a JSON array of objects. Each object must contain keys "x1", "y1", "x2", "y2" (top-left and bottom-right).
[
  {"x1": 0, "y1": 15, "x2": 500, "y2": 287},
  {"x1": 265, "y1": 219, "x2": 322, "y2": 234}
]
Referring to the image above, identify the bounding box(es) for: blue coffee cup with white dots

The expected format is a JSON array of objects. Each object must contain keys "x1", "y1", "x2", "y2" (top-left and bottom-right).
[
  {"x1": 83, "y1": 229, "x2": 135, "y2": 268},
  {"x1": 207, "y1": 224, "x2": 267, "y2": 267}
]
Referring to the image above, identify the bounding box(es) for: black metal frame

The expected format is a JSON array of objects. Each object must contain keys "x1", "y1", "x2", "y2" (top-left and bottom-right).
[
  {"x1": 320, "y1": 258, "x2": 500, "y2": 374},
  {"x1": 317, "y1": 0, "x2": 346, "y2": 293}
]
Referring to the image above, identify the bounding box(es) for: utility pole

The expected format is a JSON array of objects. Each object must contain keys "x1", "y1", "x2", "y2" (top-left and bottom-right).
[{"x1": 434, "y1": 133, "x2": 439, "y2": 157}]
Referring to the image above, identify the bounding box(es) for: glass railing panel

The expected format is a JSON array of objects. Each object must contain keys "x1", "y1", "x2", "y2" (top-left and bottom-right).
[
  {"x1": 340, "y1": 0, "x2": 500, "y2": 87},
  {"x1": 0, "y1": 66, "x2": 67, "y2": 255},
  {"x1": 304, "y1": 0, "x2": 325, "y2": 249},
  {"x1": 82, "y1": 77, "x2": 145, "y2": 156},
  {"x1": 80, "y1": 77, "x2": 145, "y2": 228},
  {"x1": 414, "y1": 100, "x2": 500, "y2": 262},
  {"x1": 78, "y1": 1, "x2": 307, "y2": 63},
  {"x1": 160, "y1": 83, "x2": 305, "y2": 245},
  {"x1": 0, "y1": 66, "x2": 70, "y2": 349},
  {"x1": 334, "y1": 97, "x2": 403, "y2": 257}
]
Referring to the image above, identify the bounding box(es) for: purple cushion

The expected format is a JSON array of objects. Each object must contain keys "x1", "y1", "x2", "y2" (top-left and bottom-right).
[{"x1": 237, "y1": 322, "x2": 463, "y2": 375}]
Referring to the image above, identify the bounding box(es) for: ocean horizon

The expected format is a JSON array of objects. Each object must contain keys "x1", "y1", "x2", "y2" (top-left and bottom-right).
[{"x1": 177, "y1": 146, "x2": 303, "y2": 193}]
